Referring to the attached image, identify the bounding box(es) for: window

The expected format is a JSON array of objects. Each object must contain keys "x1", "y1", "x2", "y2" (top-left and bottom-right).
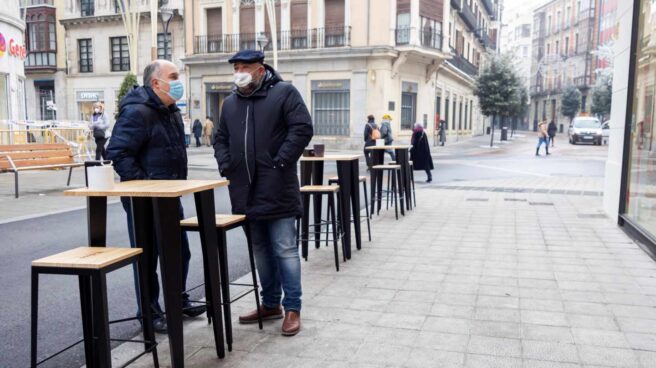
[
  {"x1": 564, "y1": 37, "x2": 569, "y2": 56},
  {"x1": 110, "y1": 36, "x2": 130, "y2": 72},
  {"x1": 445, "y1": 95, "x2": 450, "y2": 128},
  {"x1": 458, "y1": 100, "x2": 463, "y2": 130},
  {"x1": 401, "y1": 82, "x2": 417, "y2": 130},
  {"x1": 464, "y1": 100, "x2": 468, "y2": 130},
  {"x1": 452, "y1": 98, "x2": 457, "y2": 130},
  {"x1": 78, "y1": 39, "x2": 93, "y2": 73},
  {"x1": 25, "y1": 11, "x2": 57, "y2": 67},
  {"x1": 81, "y1": 0, "x2": 94, "y2": 16},
  {"x1": 157, "y1": 33, "x2": 172, "y2": 60},
  {"x1": 311, "y1": 80, "x2": 350, "y2": 136},
  {"x1": 396, "y1": 13, "x2": 411, "y2": 44}
]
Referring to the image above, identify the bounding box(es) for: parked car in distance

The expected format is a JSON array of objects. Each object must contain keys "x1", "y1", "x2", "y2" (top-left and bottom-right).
[{"x1": 569, "y1": 117, "x2": 603, "y2": 145}]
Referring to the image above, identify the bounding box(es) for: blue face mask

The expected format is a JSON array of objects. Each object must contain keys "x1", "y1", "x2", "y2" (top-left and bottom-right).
[{"x1": 157, "y1": 78, "x2": 184, "y2": 101}]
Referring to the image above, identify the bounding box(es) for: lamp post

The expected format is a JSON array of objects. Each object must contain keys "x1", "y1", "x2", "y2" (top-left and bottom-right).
[
  {"x1": 256, "y1": 34, "x2": 269, "y2": 52},
  {"x1": 159, "y1": 6, "x2": 174, "y2": 60}
]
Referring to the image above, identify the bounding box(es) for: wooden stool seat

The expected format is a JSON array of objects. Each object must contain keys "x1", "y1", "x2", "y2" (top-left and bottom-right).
[
  {"x1": 372, "y1": 164, "x2": 401, "y2": 170},
  {"x1": 31, "y1": 247, "x2": 142, "y2": 270},
  {"x1": 180, "y1": 214, "x2": 246, "y2": 229},
  {"x1": 328, "y1": 175, "x2": 367, "y2": 182},
  {"x1": 301, "y1": 185, "x2": 340, "y2": 193}
]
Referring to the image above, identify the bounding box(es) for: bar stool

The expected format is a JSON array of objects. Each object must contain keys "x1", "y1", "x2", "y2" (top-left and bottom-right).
[
  {"x1": 31, "y1": 247, "x2": 159, "y2": 368},
  {"x1": 371, "y1": 164, "x2": 404, "y2": 220},
  {"x1": 408, "y1": 160, "x2": 417, "y2": 208},
  {"x1": 180, "y1": 214, "x2": 262, "y2": 352},
  {"x1": 328, "y1": 175, "x2": 371, "y2": 242},
  {"x1": 298, "y1": 185, "x2": 343, "y2": 271}
]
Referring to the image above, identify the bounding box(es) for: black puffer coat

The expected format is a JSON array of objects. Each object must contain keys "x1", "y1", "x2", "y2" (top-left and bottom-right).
[
  {"x1": 214, "y1": 65, "x2": 313, "y2": 220},
  {"x1": 107, "y1": 86, "x2": 187, "y2": 180}
]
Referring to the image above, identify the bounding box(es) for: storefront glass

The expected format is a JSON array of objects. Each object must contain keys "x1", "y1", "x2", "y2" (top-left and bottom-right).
[{"x1": 626, "y1": 0, "x2": 656, "y2": 236}]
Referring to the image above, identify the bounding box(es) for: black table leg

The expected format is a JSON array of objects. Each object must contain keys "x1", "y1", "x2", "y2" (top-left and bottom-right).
[
  {"x1": 300, "y1": 161, "x2": 313, "y2": 260},
  {"x1": 216, "y1": 229, "x2": 232, "y2": 351},
  {"x1": 371, "y1": 150, "x2": 385, "y2": 215},
  {"x1": 336, "y1": 161, "x2": 352, "y2": 259},
  {"x1": 396, "y1": 148, "x2": 412, "y2": 211},
  {"x1": 87, "y1": 196, "x2": 107, "y2": 246},
  {"x1": 311, "y1": 162, "x2": 324, "y2": 249},
  {"x1": 152, "y1": 197, "x2": 185, "y2": 368},
  {"x1": 349, "y1": 159, "x2": 362, "y2": 251},
  {"x1": 193, "y1": 190, "x2": 226, "y2": 358}
]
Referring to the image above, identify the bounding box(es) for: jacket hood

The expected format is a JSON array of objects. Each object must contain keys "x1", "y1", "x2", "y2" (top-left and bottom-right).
[
  {"x1": 119, "y1": 85, "x2": 179, "y2": 115},
  {"x1": 234, "y1": 64, "x2": 283, "y2": 97}
]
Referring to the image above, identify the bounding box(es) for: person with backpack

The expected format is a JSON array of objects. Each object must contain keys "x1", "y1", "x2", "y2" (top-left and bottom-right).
[
  {"x1": 90, "y1": 102, "x2": 110, "y2": 160},
  {"x1": 410, "y1": 123, "x2": 434, "y2": 183},
  {"x1": 380, "y1": 114, "x2": 396, "y2": 161},
  {"x1": 363, "y1": 114, "x2": 380, "y2": 168}
]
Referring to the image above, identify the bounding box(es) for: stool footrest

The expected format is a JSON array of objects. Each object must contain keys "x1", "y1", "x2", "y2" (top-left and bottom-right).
[{"x1": 35, "y1": 338, "x2": 85, "y2": 367}]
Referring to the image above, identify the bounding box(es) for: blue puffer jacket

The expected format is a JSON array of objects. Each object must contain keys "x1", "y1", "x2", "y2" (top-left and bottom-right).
[{"x1": 106, "y1": 86, "x2": 188, "y2": 181}]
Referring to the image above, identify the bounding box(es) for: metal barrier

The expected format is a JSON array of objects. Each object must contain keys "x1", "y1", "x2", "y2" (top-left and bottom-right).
[{"x1": 0, "y1": 121, "x2": 96, "y2": 160}]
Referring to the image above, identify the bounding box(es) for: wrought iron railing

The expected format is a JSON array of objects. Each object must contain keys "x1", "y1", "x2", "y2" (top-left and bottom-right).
[
  {"x1": 449, "y1": 48, "x2": 478, "y2": 77},
  {"x1": 395, "y1": 27, "x2": 442, "y2": 50},
  {"x1": 193, "y1": 27, "x2": 351, "y2": 54}
]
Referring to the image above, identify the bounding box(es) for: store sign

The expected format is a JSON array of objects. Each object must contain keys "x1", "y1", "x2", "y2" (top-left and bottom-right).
[
  {"x1": 311, "y1": 80, "x2": 350, "y2": 91},
  {"x1": 206, "y1": 82, "x2": 234, "y2": 92},
  {"x1": 76, "y1": 91, "x2": 104, "y2": 101},
  {"x1": 0, "y1": 32, "x2": 26, "y2": 60}
]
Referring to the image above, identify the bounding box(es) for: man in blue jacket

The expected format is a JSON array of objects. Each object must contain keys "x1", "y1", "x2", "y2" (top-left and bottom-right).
[
  {"x1": 107, "y1": 60, "x2": 205, "y2": 333},
  {"x1": 214, "y1": 50, "x2": 313, "y2": 336}
]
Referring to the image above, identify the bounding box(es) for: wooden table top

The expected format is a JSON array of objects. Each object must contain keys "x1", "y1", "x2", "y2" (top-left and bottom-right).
[
  {"x1": 64, "y1": 179, "x2": 229, "y2": 198},
  {"x1": 300, "y1": 154, "x2": 361, "y2": 161},
  {"x1": 365, "y1": 145, "x2": 411, "y2": 150}
]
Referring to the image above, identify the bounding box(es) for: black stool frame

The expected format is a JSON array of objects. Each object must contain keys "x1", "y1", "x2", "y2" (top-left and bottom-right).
[
  {"x1": 298, "y1": 189, "x2": 344, "y2": 271},
  {"x1": 31, "y1": 254, "x2": 158, "y2": 368}
]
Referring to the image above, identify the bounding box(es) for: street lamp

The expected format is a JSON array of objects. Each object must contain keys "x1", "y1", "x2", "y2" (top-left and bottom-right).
[
  {"x1": 256, "y1": 34, "x2": 269, "y2": 52},
  {"x1": 159, "y1": 6, "x2": 174, "y2": 60}
]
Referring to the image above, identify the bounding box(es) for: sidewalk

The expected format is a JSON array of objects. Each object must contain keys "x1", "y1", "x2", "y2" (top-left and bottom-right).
[{"x1": 116, "y1": 183, "x2": 656, "y2": 367}]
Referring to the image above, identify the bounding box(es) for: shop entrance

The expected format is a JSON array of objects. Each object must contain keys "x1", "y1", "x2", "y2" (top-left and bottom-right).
[{"x1": 205, "y1": 82, "x2": 233, "y2": 129}]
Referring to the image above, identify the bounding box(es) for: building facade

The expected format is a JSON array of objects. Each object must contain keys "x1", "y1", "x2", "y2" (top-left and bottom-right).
[
  {"x1": 183, "y1": 0, "x2": 497, "y2": 148},
  {"x1": 0, "y1": 1, "x2": 27, "y2": 121},
  {"x1": 22, "y1": 0, "x2": 68, "y2": 121},
  {"x1": 529, "y1": 0, "x2": 598, "y2": 130},
  {"x1": 59, "y1": 0, "x2": 186, "y2": 125}
]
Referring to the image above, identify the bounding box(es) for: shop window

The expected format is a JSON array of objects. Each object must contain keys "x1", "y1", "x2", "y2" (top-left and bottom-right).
[
  {"x1": 110, "y1": 36, "x2": 130, "y2": 72},
  {"x1": 311, "y1": 80, "x2": 350, "y2": 136},
  {"x1": 401, "y1": 82, "x2": 418, "y2": 130}
]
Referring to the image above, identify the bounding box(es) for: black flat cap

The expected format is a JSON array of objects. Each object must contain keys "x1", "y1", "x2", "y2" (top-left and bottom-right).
[{"x1": 228, "y1": 50, "x2": 265, "y2": 64}]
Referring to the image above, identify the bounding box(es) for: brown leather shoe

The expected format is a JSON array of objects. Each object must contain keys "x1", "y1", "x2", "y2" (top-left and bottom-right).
[
  {"x1": 238, "y1": 305, "x2": 283, "y2": 324},
  {"x1": 281, "y1": 310, "x2": 301, "y2": 336}
]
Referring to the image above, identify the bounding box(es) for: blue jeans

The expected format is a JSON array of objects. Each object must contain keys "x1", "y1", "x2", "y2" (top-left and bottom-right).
[
  {"x1": 536, "y1": 137, "x2": 548, "y2": 150},
  {"x1": 121, "y1": 197, "x2": 191, "y2": 317},
  {"x1": 249, "y1": 217, "x2": 302, "y2": 312}
]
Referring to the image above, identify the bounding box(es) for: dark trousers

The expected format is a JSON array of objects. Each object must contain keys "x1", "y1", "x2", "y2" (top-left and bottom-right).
[
  {"x1": 121, "y1": 197, "x2": 191, "y2": 317},
  {"x1": 364, "y1": 142, "x2": 375, "y2": 167},
  {"x1": 95, "y1": 137, "x2": 107, "y2": 160},
  {"x1": 194, "y1": 136, "x2": 201, "y2": 147},
  {"x1": 425, "y1": 169, "x2": 432, "y2": 181}
]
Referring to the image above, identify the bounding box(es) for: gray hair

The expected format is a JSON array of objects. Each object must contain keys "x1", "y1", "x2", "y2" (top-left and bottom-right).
[{"x1": 143, "y1": 61, "x2": 161, "y2": 87}]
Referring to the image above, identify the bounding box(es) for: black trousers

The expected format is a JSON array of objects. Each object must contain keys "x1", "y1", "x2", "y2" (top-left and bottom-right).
[
  {"x1": 195, "y1": 136, "x2": 201, "y2": 147},
  {"x1": 95, "y1": 138, "x2": 107, "y2": 160}
]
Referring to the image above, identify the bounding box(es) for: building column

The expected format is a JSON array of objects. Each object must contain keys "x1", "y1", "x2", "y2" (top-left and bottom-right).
[
  {"x1": 352, "y1": 70, "x2": 368, "y2": 138},
  {"x1": 410, "y1": 0, "x2": 419, "y2": 45}
]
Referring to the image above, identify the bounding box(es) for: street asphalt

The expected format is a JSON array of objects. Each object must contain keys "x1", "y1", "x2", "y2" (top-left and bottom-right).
[{"x1": 0, "y1": 132, "x2": 609, "y2": 368}]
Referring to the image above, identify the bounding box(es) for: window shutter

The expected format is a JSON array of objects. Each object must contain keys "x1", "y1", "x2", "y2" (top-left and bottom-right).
[
  {"x1": 397, "y1": 0, "x2": 410, "y2": 14},
  {"x1": 419, "y1": 0, "x2": 443, "y2": 22},
  {"x1": 206, "y1": 8, "x2": 222, "y2": 36},
  {"x1": 324, "y1": 0, "x2": 344, "y2": 27},
  {"x1": 240, "y1": 5, "x2": 255, "y2": 34},
  {"x1": 291, "y1": 0, "x2": 307, "y2": 30}
]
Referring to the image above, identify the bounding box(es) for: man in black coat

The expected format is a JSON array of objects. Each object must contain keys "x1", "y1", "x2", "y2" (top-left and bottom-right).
[
  {"x1": 214, "y1": 50, "x2": 313, "y2": 336},
  {"x1": 107, "y1": 60, "x2": 205, "y2": 333}
]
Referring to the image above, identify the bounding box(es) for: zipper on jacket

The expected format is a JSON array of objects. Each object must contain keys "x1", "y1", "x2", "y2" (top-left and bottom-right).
[{"x1": 244, "y1": 105, "x2": 252, "y2": 184}]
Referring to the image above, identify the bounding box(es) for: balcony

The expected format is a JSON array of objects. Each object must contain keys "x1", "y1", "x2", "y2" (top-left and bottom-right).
[
  {"x1": 573, "y1": 75, "x2": 592, "y2": 88},
  {"x1": 395, "y1": 27, "x2": 443, "y2": 51},
  {"x1": 460, "y1": 3, "x2": 477, "y2": 31},
  {"x1": 481, "y1": 0, "x2": 495, "y2": 17},
  {"x1": 24, "y1": 51, "x2": 57, "y2": 72},
  {"x1": 451, "y1": 0, "x2": 462, "y2": 11},
  {"x1": 22, "y1": 0, "x2": 54, "y2": 6},
  {"x1": 193, "y1": 27, "x2": 351, "y2": 55},
  {"x1": 449, "y1": 48, "x2": 478, "y2": 77}
]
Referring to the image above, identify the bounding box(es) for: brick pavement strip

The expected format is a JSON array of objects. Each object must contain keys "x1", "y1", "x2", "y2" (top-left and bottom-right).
[{"x1": 86, "y1": 184, "x2": 656, "y2": 367}]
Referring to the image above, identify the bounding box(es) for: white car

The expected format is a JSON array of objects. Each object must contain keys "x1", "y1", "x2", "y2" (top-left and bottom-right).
[{"x1": 569, "y1": 117, "x2": 603, "y2": 145}]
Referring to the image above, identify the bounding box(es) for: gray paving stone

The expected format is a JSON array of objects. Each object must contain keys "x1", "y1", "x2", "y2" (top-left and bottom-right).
[
  {"x1": 423, "y1": 316, "x2": 470, "y2": 334},
  {"x1": 415, "y1": 331, "x2": 469, "y2": 352},
  {"x1": 521, "y1": 324, "x2": 574, "y2": 343},
  {"x1": 404, "y1": 348, "x2": 465, "y2": 368},
  {"x1": 616, "y1": 317, "x2": 656, "y2": 334},
  {"x1": 577, "y1": 345, "x2": 640, "y2": 367},
  {"x1": 467, "y1": 335, "x2": 521, "y2": 357},
  {"x1": 568, "y1": 314, "x2": 619, "y2": 331},
  {"x1": 374, "y1": 312, "x2": 426, "y2": 330},
  {"x1": 474, "y1": 307, "x2": 521, "y2": 323},
  {"x1": 521, "y1": 310, "x2": 569, "y2": 327},
  {"x1": 636, "y1": 350, "x2": 656, "y2": 368},
  {"x1": 521, "y1": 340, "x2": 579, "y2": 363},
  {"x1": 464, "y1": 354, "x2": 522, "y2": 368},
  {"x1": 470, "y1": 320, "x2": 521, "y2": 339},
  {"x1": 625, "y1": 332, "x2": 656, "y2": 352},
  {"x1": 352, "y1": 342, "x2": 411, "y2": 366},
  {"x1": 477, "y1": 295, "x2": 520, "y2": 309},
  {"x1": 363, "y1": 327, "x2": 419, "y2": 348},
  {"x1": 562, "y1": 301, "x2": 612, "y2": 316},
  {"x1": 520, "y1": 298, "x2": 565, "y2": 312},
  {"x1": 430, "y1": 303, "x2": 475, "y2": 319},
  {"x1": 571, "y1": 328, "x2": 630, "y2": 348},
  {"x1": 522, "y1": 360, "x2": 582, "y2": 368}
]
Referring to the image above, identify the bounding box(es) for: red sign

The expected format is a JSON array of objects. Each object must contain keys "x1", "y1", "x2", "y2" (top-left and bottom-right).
[{"x1": 0, "y1": 32, "x2": 26, "y2": 60}]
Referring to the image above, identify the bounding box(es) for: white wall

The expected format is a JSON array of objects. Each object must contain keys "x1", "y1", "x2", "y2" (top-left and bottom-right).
[{"x1": 602, "y1": 0, "x2": 634, "y2": 219}]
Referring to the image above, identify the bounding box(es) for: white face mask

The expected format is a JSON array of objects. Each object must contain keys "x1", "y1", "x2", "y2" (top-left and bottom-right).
[
  {"x1": 94, "y1": 108, "x2": 101, "y2": 113},
  {"x1": 234, "y1": 72, "x2": 253, "y2": 88}
]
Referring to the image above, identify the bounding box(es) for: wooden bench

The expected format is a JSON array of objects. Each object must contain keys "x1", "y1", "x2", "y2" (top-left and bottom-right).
[{"x1": 0, "y1": 144, "x2": 84, "y2": 198}]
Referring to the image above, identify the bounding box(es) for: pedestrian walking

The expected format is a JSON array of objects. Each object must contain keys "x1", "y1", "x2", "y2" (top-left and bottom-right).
[
  {"x1": 203, "y1": 116, "x2": 214, "y2": 147},
  {"x1": 439, "y1": 120, "x2": 447, "y2": 146},
  {"x1": 548, "y1": 120, "x2": 557, "y2": 148},
  {"x1": 214, "y1": 50, "x2": 313, "y2": 336},
  {"x1": 410, "y1": 123, "x2": 434, "y2": 183},
  {"x1": 106, "y1": 60, "x2": 206, "y2": 334},
  {"x1": 192, "y1": 118, "x2": 203, "y2": 147},
  {"x1": 536, "y1": 120, "x2": 550, "y2": 156},
  {"x1": 90, "y1": 102, "x2": 110, "y2": 160},
  {"x1": 363, "y1": 114, "x2": 380, "y2": 168},
  {"x1": 380, "y1": 114, "x2": 396, "y2": 161},
  {"x1": 183, "y1": 115, "x2": 191, "y2": 147}
]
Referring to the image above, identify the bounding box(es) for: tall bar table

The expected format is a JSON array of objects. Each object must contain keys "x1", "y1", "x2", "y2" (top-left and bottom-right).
[
  {"x1": 365, "y1": 145, "x2": 412, "y2": 215},
  {"x1": 65, "y1": 179, "x2": 229, "y2": 368},
  {"x1": 299, "y1": 154, "x2": 362, "y2": 260}
]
